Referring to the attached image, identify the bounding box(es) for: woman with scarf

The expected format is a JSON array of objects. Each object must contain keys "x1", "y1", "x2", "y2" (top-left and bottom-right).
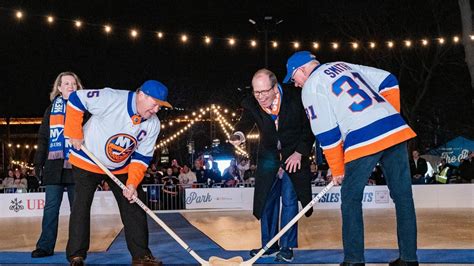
[{"x1": 32, "y1": 72, "x2": 84, "y2": 258}]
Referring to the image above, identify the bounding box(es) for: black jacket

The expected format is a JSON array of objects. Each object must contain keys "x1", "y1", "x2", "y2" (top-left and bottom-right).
[
  {"x1": 34, "y1": 103, "x2": 89, "y2": 185},
  {"x1": 234, "y1": 86, "x2": 315, "y2": 219},
  {"x1": 409, "y1": 157, "x2": 427, "y2": 177}
]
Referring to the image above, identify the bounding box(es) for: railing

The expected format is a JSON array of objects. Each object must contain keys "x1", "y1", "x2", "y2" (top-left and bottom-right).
[
  {"x1": 1, "y1": 187, "x2": 46, "y2": 193},
  {"x1": 2, "y1": 177, "x2": 470, "y2": 211},
  {"x1": 141, "y1": 181, "x2": 255, "y2": 210}
]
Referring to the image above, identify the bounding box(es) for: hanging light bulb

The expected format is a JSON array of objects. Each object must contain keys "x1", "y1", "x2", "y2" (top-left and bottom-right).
[
  {"x1": 104, "y1": 25, "x2": 112, "y2": 33},
  {"x1": 16, "y1": 11, "x2": 23, "y2": 19},
  {"x1": 74, "y1": 20, "x2": 82, "y2": 28}
]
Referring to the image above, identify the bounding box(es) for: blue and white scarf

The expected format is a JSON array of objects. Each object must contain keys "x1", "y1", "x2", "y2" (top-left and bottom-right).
[{"x1": 47, "y1": 96, "x2": 72, "y2": 168}]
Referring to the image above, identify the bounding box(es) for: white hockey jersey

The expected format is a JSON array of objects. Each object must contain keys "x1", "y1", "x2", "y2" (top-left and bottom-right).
[
  {"x1": 302, "y1": 62, "x2": 416, "y2": 176},
  {"x1": 64, "y1": 88, "x2": 160, "y2": 187}
]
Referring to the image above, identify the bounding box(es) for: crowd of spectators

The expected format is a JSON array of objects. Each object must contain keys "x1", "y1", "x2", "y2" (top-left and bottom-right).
[
  {"x1": 0, "y1": 168, "x2": 38, "y2": 193},
  {"x1": 409, "y1": 150, "x2": 474, "y2": 184},
  {"x1": 2, "y1": 150, "x2": 472, "y2": 201}
]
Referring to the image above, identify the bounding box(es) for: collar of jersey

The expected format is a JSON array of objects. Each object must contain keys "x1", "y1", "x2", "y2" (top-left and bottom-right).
[
  {"x1": 310, "y1": 63, "x2": 324, "y2": 76},
  {"x1": 127, "y1": 91, "x2": 147, "y2": 123}
]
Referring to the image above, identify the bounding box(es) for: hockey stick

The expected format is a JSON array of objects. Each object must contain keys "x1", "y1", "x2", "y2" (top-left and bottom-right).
[
  {"x1": 233, "y1": 181, "x2": 335, "y2": 265},
  {"x1": 80, "y1": 145, "x2": 248, "y2": 265},
  {"x1": 81, "y1": 145, "x2": 334, "y2": 265}
]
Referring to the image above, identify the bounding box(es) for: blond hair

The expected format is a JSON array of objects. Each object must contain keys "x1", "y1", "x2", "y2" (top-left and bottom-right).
[{"x1": 49, "y1": 71, "x2": 84, "y2": 101}]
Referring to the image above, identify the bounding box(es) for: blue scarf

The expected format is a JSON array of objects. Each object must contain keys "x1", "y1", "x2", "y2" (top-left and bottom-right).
[{"x1": 48, "y1": 97, "x2": 72, "y2": 168}]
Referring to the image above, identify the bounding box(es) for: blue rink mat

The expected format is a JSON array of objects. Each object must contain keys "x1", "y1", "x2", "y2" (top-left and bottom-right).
[{"x1": 0, "y1": 213, "x2": 472, "y2": 265}]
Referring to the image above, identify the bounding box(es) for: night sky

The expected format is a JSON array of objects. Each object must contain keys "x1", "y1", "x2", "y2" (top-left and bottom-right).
[{"x1": 0, "y1": 0, "x2": 472, "y2": 156}]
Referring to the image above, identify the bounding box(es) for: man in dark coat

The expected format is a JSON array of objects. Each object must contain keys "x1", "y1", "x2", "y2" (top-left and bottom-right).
[
  {"x1": 230, "y1": 69, "x2": 314, "y2": 262},
  {"x1": 409, "y1": 150, "x2": 428, "y2": 184}
]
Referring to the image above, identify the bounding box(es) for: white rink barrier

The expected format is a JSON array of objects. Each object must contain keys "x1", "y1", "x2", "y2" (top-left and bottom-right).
[
  {"x1": 0, "y1": 191, "x2": 119, "y2": 218},
  {"x1": 185, "y1": 184, "x2": 474, "y2": 210},
  {"x1": 1, "y1": 184, "x2": 472, "y2": 217}
]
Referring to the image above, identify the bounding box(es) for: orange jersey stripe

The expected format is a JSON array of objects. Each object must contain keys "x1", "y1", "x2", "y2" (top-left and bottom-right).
[
  {"x1": 344, "y1": 127, "x2": 416, "y2": 163},
  {"x1": 49, "y1": 114, "x2": 64, "y2": 126},
  {"x1": 381, "y1": 89, "x2": 400, "y2": 112},
  {"x1": 323, "y1": 142, "x2": 345, "y2": 176},
  {"x1": 64, "y1": 105, "x2": 84, "y2": 139},
  {"x1": 127, "y1": 162, "x2": 147, "y2": 188},
  {"x1": 69, "y1": 154, "x2": 129, "y2": 175}
]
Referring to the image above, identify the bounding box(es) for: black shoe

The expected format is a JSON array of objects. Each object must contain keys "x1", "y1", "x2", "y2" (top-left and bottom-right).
[
  {"x1": 132, "y1": 254, "x2": 163, "y2": 266},
  {"x1": 340, "y1": 263, "x2": 365, "y2": 266},
  {"x1": 70, "y1": 256, "x2": 84, "y2": 266},
  {"x1": 389, "y1": 258, "x2": 419, "y2": 266},
  {"x1": 249, "y1": 246, "x2": 279, "y2": 257},
  {"x1": 275, "y1": 248, "x2": 294, "y2": 262},
  {"x1": 31, "y1": 248, "x2": 54, "y2": 258}
]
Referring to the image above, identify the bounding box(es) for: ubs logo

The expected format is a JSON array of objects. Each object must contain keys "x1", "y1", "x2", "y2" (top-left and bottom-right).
[
  {"x1": 105, "y1": 134, "x2": 137, "y2": 163},
  {"x1": 9, "y1": 198, "x2": 24, "y2": 212}
]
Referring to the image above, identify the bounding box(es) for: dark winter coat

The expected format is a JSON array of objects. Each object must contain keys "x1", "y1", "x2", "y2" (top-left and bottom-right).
[{"x1": 234, "y1": 86, "x2": 315, "y2": 219}]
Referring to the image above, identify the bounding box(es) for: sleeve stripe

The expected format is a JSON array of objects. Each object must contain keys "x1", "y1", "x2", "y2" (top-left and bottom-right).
[
  {"x1": 68, "y1": 92, "x2": 87, "y2": 112},
  {"x1": 64, "y1": 105, "x2": 84, "y2": 139},
  {"x1": 321, "y1": 138, "x2": 342, "y2": 150},
  {"x1": 378, "y1": 74, "x2": 398, "y2": 92},
  {"x1": 131, "y1": 152, "x2": 152, "y2": 165},
  {"x1": 316, "y1": 126, "x2": 342, "y2": 147},
  {"x1": 68, "y1": 103, "x2": 84, "y2": 112},
  {"x1": 380, "y1": 89, "x2": 401, "y2": 112},
  {"x1": 131, "y1": 159, "x2": 149, "y2": 167},
  {"x1": 127, "y1": 162, "x2": 148, "y2": 188},
  {"x1": 322, "y1": 142, "x2": 345, "y2": 176}
]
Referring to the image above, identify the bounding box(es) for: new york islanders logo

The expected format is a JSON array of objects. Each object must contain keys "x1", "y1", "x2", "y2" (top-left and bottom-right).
[{"x1": 105, "y1": 134, "x2": 137, "y2": 163}]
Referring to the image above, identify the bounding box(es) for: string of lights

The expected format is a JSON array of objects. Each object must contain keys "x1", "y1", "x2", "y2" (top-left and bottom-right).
[
  {"x1": 213, "y1": 108, "x2": 249, "y2": 158},
  {"x1": 246, "y1": 134, "x2": 260, "y2": 140},
  {"x1": 3, "y1": 7, "x2": 469, "y2": 51},
  {"x1": 5, "y1": 143, "x2": 38, "y2": 149},
  {"x1": 10, "y1": 160, "x2": 34, "y2": 169},
  {"x1": 154, "y1": 103, "x2": 249, "y2": 157},
  {"x1": 3, "y1": 105, "x2": 245, "y2": 165}
]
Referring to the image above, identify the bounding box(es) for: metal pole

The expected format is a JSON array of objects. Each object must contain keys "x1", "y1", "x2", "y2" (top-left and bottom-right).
[
  {"x1": 264, "y1": 29, "x2": 268, "y2": 68},
  {"x1": 1, "y1": 142, "x2": 4, "y2": 176}
]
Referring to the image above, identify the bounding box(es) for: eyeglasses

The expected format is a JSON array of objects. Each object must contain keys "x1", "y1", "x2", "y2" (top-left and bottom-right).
[
  {"x1": 252, "y1": 86, "x2": 275, "y2": 97},
  {"x1": 290, "y1": 68, "x2": 300, "y2": 83}
]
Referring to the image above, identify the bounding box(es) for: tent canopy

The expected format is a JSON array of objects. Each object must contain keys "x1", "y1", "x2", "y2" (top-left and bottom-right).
[{"x1": 427, "y1": 136, "x2": 474, "y2": 167}]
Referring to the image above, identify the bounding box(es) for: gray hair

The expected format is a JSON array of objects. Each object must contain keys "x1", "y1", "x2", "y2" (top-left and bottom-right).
[{"x1": 252, "y1": 68, "x2": 278, "y2": 88}]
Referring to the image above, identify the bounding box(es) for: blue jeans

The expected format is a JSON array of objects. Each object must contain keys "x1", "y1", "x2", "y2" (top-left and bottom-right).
[
  {"x1": 260, "y1": 171, "x2": 298, "y2": 249},
  {"x1": 36, "y1": 184, "x2": 75, "y2": 253},
  {"x1": 341, "y1": 142, "x2": 417, "y2": 263}
]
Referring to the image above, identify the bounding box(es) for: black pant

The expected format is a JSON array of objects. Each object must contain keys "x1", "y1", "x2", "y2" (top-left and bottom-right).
[{"x1": 66, "y1": 166, "x2": 151, "y2": 261}]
